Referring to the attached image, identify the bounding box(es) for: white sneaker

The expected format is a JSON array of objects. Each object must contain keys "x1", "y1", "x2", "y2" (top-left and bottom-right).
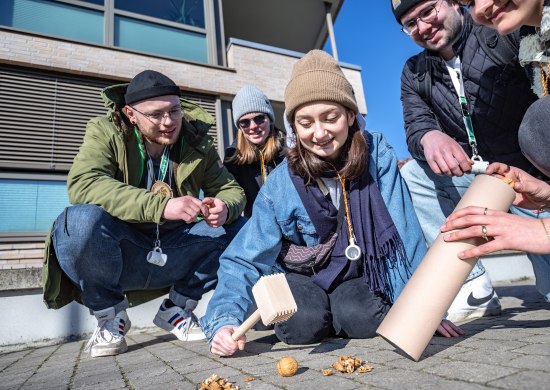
[
  {"x1": 85, "y1": 307, "x2": 131, "y2": 357},
  {"x1": 447, "y1": 272, "x2": 501, "y2": 323},
  {"x1": 153, "y1": 299, "x2": 206, "y2": 341}
]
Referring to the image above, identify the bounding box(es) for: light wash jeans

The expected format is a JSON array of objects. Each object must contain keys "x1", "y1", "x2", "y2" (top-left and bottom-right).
[
  {"x1": 401, "y1": 160, "x2": 550, "y2": 301},
  {"x1": 52, "y1": 204, "x2": 246, "y2": 312}
]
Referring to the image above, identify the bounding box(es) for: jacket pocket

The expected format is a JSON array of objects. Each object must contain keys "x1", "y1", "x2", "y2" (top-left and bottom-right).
[{"x1": 278, "y1": 215, "x2": 316, "y2": 245}]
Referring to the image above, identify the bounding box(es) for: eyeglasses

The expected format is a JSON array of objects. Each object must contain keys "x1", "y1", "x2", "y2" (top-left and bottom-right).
[
  {"x1": 131, "y1": 106, "x2": 182, "y2": 124},
  {"x1": 238, "y1": 114, "x2": 267, "y2": 129},
  {"x1": 401, "y1": 0, "x2": 443, "y2": 36}
]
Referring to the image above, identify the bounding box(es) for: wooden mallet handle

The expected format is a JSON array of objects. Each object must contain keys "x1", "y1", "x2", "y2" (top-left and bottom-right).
[{"x1": 231, "y1": 310, "x2": 261, "y2": 341}]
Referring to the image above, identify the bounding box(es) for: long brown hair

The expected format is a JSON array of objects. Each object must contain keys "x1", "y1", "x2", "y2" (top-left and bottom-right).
[
  {"x1": 228, "y1": 123, "x2": 284, "y2": 165},
  {"x1": 287, "y1": 116, "x2": 368, "y2": 184}
]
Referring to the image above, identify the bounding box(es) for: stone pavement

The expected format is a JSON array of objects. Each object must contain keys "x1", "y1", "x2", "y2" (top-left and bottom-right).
[{"x1": 1, "y1": 280, "x2": 549, "y2": 390}]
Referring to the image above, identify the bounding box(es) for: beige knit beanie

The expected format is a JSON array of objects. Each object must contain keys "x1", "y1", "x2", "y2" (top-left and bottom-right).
[{"x1": 284, "y1": 50, "x2": 358, "y2": 122}]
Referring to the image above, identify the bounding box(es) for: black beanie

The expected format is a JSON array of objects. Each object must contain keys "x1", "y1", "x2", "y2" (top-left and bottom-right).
[
  {"x1": 124, "y1": 70, "x2": 181, "y2": 105},
  {"x1": 391, "y1": 0, "x2": 427, "y2": 24}
]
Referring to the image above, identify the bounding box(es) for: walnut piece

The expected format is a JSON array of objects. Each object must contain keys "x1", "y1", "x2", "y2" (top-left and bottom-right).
[
  {"x1": 330, "y1": 355, "x2": 372, "y2": 374},
  {"x1": 200, "y1": 374, "x2": 239, "y2": 390}
]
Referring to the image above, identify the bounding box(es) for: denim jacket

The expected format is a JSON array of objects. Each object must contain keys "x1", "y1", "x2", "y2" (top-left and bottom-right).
[{"x1": 200, "y1": 131, "x2": 427, "y2": 342}]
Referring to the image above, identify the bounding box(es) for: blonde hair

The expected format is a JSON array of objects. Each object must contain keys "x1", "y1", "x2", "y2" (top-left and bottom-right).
[{"x1": 228, "y1": 123, "x2": 284, "y2": 165}]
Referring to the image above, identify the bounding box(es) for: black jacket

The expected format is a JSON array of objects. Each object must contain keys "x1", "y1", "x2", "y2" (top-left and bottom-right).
[
  {"x1": 223, "y1": 131, "x2": 285, "y2": 218},
  {"x1": 401, "y1": 12, "x2": 538, "y2": 172}
]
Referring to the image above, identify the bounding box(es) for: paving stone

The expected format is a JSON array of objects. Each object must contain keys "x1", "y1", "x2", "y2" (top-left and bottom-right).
[
  {"x1": 1, "y1": 281, "x2": 549, "y2": 389},
  {"x1": 423, "y1": 360, "x2": 517, "y2": 383}
]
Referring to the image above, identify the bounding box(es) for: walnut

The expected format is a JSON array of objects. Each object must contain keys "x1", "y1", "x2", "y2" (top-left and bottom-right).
[
  {"x1": 322, "y1": 369, "x2": 334, "y2": 376},
  {"x1": 276, "y1": 357, "x2": 299, "y2": 377}
]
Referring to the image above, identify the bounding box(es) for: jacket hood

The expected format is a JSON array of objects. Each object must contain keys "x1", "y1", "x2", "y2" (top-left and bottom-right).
[{"x1": 100, "y1": 83, "x2": 216, "y2": 147}]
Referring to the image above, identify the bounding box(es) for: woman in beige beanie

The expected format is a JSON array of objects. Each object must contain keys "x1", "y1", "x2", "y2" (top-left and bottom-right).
[{"x1": 202, "y1": 50, "x2": 462, "y2": 356}]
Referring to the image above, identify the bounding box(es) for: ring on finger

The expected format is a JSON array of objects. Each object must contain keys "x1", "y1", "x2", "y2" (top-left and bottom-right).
[
  {"x1": 483, "y1": 207, "x2": 488, "y2": 216},
  {"x1": 481, "y1": 225, "x2": 489, "y2": 242}
]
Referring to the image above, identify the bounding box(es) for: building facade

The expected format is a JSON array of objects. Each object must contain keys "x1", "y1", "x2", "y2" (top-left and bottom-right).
[{"x1": 0, "y1": 0, "x2": 367, "y2": 346}]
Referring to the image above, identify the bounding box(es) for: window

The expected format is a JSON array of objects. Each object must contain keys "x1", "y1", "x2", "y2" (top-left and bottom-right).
[
  {"x1": 0, "y1": 0, "x2": 103, "y2": 44},
  {"x1": 114, "y1": 16, "x2": 207, "y2": 63},
  {"x1": 0, "y1": 179, "x2": 69, "y2": 233},
  {"x1": 115, "y1": 0, "x2": 205, "y2": 28},
  {"x1": 0, "y1": 0, "x2": 210, "y2": 64}
]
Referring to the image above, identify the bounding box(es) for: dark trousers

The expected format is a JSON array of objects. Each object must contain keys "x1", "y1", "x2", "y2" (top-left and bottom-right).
[{"x1": 275, "y1": 273, "x2": 391, "y2": 344}]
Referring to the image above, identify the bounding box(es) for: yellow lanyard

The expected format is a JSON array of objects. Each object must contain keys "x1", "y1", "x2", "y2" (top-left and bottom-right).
[
  {"x1": 329, "y1": 164, "x2": 362, "y2": 261},
  {"x1": 334, "y1": 170, "x2": 354, "y2": 242},
  {"x1": 541, "y1": 62, "x2": 549, "y2": 97},
  {"x1": 260, "y1": 150, "x2": 267, "y2": 183}
]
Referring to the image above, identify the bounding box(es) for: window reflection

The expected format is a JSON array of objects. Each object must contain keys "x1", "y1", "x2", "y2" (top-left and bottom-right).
[{"x1": 115, "y1": 0, "x2": 205, "y2": 28}]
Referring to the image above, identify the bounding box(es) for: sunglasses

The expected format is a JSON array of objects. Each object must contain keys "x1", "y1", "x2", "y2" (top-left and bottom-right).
[{"x1": 238, "y1": 114, "x2": 267, "y2": 129}]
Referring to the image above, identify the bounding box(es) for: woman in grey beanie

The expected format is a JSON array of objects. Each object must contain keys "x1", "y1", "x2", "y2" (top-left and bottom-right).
[{"x1": 224, "y1": 85, "x2": 285, "y2": 217}]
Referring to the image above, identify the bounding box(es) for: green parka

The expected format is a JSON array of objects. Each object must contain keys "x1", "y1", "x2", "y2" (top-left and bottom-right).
[{"x1": 42, "y1": 83, "x2": 245, "y2": 309}]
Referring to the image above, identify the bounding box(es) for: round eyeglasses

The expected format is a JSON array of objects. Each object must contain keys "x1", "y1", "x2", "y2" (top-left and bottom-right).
[
  {"x1": 401, "y1": 0, "x2": 443, "y2": 36},
  {"x1": 131, "y1": 106, "x2": 182, "y2": 124}
]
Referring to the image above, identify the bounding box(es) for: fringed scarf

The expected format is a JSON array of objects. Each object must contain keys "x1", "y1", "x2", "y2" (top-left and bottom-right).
[{"x1": 288, "y1": 164, "x2": 409, "y2": 297}]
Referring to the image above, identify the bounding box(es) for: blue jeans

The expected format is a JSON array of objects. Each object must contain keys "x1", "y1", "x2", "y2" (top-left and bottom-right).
[
  {"x1": 401, "y1": 160, "x2": 550, "y2": 300},
  {"x1": 52, "y1": 204, "x2": 246, "y2": 312}
]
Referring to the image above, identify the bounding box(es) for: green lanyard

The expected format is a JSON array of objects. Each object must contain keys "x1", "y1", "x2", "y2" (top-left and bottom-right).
[
  {"x1": 447, "y1": 64, "x2": 482, "y2": 160},
  {"x1": 134, "y1": 126, "x2": 145, "y2": 185},
  {"x1": 157, "y1": 146, "x2": 170, "y2": 183},
  {"x1": 133, "y1": 126, "x2": 170, "y2": 185}
]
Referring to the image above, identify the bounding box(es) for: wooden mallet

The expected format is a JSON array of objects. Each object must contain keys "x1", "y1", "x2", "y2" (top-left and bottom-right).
[{"x1": 232, "y1": 273, "x2": 297, "y2": 340}]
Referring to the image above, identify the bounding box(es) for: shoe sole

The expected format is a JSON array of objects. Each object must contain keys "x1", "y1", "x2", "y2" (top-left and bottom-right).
[
  {"x1": 153, "y1": 315, "x2": 206, "y2": 341},
  {"x1": 447, "y1": 305, "x2": 502, "y2": 323},
  {"x1": 91, "y1": 339, "x2": 128, "y2": 358}
]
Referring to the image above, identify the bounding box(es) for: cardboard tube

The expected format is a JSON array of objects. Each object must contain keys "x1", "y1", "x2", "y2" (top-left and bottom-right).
[{"x1": 376, "y1": 174, "x2": 515, "y2": 361}]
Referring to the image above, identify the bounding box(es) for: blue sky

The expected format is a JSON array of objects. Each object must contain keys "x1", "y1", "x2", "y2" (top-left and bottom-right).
[{"x1": 323, "y1": 0, "x2": 422, "y2": 160}]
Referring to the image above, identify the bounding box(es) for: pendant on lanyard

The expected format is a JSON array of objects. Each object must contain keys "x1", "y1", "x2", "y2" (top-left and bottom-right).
[{"x1": 331, "y1": 167, "x2": 361, "y2": 261}]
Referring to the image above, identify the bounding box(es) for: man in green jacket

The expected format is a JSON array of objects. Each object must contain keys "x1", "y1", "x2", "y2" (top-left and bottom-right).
[{"x1": 46, "y1": 70, "x2": 246, "y2": 358}]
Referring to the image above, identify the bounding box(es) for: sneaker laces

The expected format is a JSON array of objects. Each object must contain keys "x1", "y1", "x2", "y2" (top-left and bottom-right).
[
  {"x1": 181, "y1": 310, "x2": 200, "y2": 341},
  {"x1": 84, "y1": 318, "x2": 125, "y2": 353}
]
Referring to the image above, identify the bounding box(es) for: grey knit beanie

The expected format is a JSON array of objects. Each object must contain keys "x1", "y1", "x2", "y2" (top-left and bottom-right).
[
  {"x1": 284, "y1": 50, "x2": 358, "y2": 122},
  {"x1": 232, "y1": 85, "x2": 275, "y2": 127},
  {"x1": 390, "y1": 0, "x2": 427, "y2": 24},
  {"x1": 518, "y1": 96, "x2": 550, "y2": 178}
]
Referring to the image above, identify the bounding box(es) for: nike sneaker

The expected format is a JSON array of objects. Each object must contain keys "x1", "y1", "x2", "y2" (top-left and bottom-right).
[{"x1": 447, "y1": 272, "x2": 501, "y2": 323}]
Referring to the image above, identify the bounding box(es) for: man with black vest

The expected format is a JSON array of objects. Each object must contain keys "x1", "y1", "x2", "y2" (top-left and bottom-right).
[{"x1": 390, "y1": 0, "x2": 548, "y2": 323}]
